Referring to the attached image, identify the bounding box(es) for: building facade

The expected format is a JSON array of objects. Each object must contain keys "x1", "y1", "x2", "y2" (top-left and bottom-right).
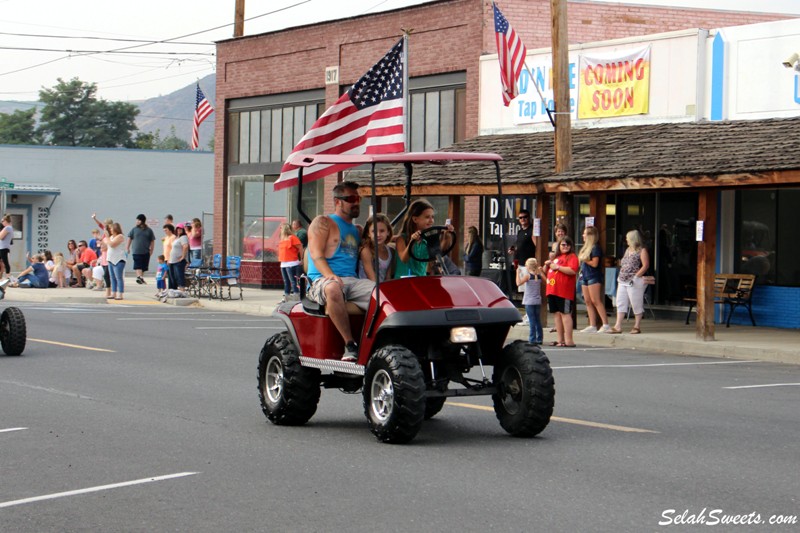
[
  {"x1": 0, "y1": 145, "x2": 213, "y2": 273},
  {"x1": 213, "y1": 0, "x2": 783, "y2": 287}
]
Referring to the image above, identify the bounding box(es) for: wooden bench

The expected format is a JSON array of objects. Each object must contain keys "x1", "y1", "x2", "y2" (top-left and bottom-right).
[{"x1": 684, "y1": 273, "x2": 756, "y2": 327}]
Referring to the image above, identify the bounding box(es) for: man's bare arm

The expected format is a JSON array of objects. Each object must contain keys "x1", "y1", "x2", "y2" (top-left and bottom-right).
[{"x1": 308, "y1": 215, "x2": 336, "y2": 279}]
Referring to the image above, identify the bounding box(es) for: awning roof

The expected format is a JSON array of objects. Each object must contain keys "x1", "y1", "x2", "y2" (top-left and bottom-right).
[
  {"x1": 355, "y1": 116, "x2": 800, "y2": 195},
  {"x1": 5, "y1": 184, "x2": 61, "y2": 196}
]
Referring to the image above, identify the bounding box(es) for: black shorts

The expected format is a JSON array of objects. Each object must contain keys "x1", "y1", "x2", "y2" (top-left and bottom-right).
[
  {"x1": 133, "y1": 253, "x2": 150, "y2": 271},
  {"x1": 0, "y1": 248, "x2": 9, "y2": 271},
  {"x1": 547, "y1": 295, "x2": 573, "y2": 314}
]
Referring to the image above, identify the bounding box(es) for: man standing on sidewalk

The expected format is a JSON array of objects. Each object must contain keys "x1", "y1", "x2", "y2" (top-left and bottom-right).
[{"x1": 127, "y1": 214, "x2": 155, "y2": 285}]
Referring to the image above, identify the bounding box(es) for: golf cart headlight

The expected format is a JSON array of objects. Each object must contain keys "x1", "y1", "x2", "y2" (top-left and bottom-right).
[{"x1": 450, "y1": 326, "x2": 477, "y2": 343}]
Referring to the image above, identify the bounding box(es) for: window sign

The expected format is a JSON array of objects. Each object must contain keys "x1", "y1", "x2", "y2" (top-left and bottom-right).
[{"x1": 482, "y1": 195, "x2": 536, "y2": 259}]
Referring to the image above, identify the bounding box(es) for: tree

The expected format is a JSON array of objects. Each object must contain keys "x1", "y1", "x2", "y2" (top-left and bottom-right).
[
  {"x1": 156, "y1": 126, "x2": 190, "y2": 150},
  {"x1": 37, "y1": 77, "x2": 139, "y2": 148},
  {"x1": 0, "y1": 108, "x2": 38, "y2": 145}
]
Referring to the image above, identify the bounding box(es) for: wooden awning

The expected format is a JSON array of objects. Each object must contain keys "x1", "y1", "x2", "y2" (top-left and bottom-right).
[{"x1": 352, "y1": 116, "x2": 800, "y2": 196}]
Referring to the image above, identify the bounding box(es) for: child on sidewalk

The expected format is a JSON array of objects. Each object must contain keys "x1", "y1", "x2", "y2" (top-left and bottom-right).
[
  {"x1": 155, "y1": 255, "x2": 168, "y2": 295},
  {"x1": 517, "y1": 257, "x2": 544, "y2": 345}
]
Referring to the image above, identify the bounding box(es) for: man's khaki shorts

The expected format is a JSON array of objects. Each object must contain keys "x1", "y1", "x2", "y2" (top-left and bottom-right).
[{"x1": 307, "y1": 276, "x2": 375, "y2": 311}]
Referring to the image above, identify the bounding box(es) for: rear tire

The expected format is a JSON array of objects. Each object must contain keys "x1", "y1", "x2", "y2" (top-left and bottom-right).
[
  {"x1": 363, "y1": 345, "x2": 425, "y2": 443},
  {"x1": 492, "y1": 341, "x2": 554, "y2": 437},
  {"x1": 424, "y1": 396, "x2": 447, "y2": 420},
  {"x1": 257, "y1": 332, "x2": 320, "y2": 425},
  {"x1": 0, "y1": 307, "x2": 26, "y2": 356}
]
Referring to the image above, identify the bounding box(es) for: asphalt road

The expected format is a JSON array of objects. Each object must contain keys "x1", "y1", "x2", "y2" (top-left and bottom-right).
[{"x1": 1, "y1": 302, "x2": 798, "y2": 532}]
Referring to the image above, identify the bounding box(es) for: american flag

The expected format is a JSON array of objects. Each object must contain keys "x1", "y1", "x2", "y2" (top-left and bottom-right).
[
  {"x1": 493, "y1": 2, "x2": 527, "y2": 107},
  {"x1": 191, "y1": 84, "x2": 214, "y2": 150},
  {"x1": 274, "y1": 39, "x2": 405, "y2": 191}
]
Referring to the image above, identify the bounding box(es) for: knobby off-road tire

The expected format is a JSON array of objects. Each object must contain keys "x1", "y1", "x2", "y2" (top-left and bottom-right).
[
  {"x1": 492, "y1": 341, "x2": 554, "y2": 437},
  {"x1": 0, "y1": 307, "x2": 26, "y2": 356},
  {"x1": 257, "y1": 332, "x2": 320, "y2": 426},
  {"x1": 363, "y1": 345, "x2": 425, "y2": 444},
  {"x1": 424, "y1": 397, "x2": 447, "y2": 420}
]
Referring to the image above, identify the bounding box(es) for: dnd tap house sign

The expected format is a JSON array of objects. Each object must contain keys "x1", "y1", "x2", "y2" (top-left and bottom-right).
[{"x1": 578, "y1": 45, "x2": 651, "y2": 119}]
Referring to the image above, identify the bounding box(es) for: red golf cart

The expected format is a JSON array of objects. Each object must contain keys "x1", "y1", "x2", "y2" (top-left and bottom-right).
[{"x1": 257, "y1": 152, "x2": 554, "y2": 443}]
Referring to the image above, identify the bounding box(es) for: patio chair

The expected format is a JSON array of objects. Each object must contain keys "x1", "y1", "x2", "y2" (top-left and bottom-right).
[{"x1": 208, "y1": 255, "x2": 242, "y2": 300}]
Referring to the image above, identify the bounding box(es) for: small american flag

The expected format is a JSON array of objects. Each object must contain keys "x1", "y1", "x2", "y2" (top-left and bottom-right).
[
  {"x1": 493, "y1": 2, "x2": 527, "y2": 107},
  {"x1": 274, "y1": 39, "x2": 405, "y2": 191},
  {"x1": 191, "y1": 84, "x2": 214, "y2": 150}
]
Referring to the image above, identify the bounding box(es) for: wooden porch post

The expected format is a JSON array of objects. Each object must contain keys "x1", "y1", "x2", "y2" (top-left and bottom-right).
[
  {"x1": 696, "y1": 190, "x2": 718, "y2": 341},
  {"x1": 590, "y1": 191, "x2": 607, "y2": 282},
  {"x1": 537, "y1": 193, "x2": 551, "y2": 328},
  {"x1": 448, "y1": 195, "x2": 461, "y2": 261}
]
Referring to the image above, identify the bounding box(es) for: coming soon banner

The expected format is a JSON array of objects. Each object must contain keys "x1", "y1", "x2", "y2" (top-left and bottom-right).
[{"x1": 578, "y1": 46, "x2": 651, "y2": 119}]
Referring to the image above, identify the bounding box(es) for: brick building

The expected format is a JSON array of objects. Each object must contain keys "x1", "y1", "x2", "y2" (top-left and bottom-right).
[{"x1": 213, "y1": 0, "x2": 789, "y2": 287}]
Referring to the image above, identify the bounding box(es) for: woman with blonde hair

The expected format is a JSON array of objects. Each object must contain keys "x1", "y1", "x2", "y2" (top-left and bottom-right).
[
  {"x1": 463, "y1": 226, "x2": 484, "y2": 276},
  {"x1": 278, "y1": 223, "x2": 303, "y2": 301},
  {"x1": 106, "y1": 222, "x2": 127, "y2": 300},
  {"x1": 578, "y1": 226, "x2": 610, "y2": 333},
  {"x1": 609, "y1": 229, "x2": 650, "y2": 334}
]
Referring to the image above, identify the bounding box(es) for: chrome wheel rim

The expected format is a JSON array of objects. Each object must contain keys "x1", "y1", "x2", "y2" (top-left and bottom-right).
[
  {"x1": 500, "y1": 366, "x2": 523, "y2": 415},
  {"x1": 265, "y1": 356, "x2": 284, "y2": 404},
  {"x1": 370, "y1": 369, "x2": 394, "y2": 422}
]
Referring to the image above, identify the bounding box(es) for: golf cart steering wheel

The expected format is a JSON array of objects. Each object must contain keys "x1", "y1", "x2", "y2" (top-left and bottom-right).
[{"x1": 408, "y1": 226, "x2": 457, "y2": 263}]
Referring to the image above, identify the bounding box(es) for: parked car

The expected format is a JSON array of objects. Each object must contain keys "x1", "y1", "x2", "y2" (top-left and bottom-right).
[{"x1": 242, "y1": 216, "x2": 285, "y2": 261}]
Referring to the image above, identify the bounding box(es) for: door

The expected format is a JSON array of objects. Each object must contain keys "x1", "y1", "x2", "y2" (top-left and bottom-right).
[{"x1": 6, "y1": 208, "x2": 27, "y2": 273}]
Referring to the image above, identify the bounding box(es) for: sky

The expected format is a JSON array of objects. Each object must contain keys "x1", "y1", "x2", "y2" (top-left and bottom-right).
[{"x1": 1, "y1": 0, "x2": 799, "y2": 103}]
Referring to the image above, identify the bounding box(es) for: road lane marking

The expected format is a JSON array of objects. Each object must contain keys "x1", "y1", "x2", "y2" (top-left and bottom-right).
[
  {"x1": 553, "y1": 360, "x2": 761, "y2": 370},
  {"x1": 0, "y1": 380, "x2": 94, "y2": 399},
  {"x1": 0, "y1": 472, "x2": 199, "y2": 509},
  {"x1": 28, "y1": 338, "x2": 115, "y2": 353},
  {"x1": 0, "y1": 427, "x2": 27, "y2": 433},
  {"x1": 724, "y1": 383, "x2": 800, "y2": 390},
  {"x1": 447, "y1": 402, "x2": 659, "y2": 433},
  {"x1": 117, "y1": 318, "x2": 266, "y2": 321},
  {"x1": 194, "y1": 326, "x2": 279, "y2": 330}
]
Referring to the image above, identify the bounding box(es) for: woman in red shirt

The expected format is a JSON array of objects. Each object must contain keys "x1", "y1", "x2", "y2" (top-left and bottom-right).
[
  {"x1": 278, "y1": 223, "x2": 303, "y2": 302},
  {"x1": 544, "y1": 236, "x2": 579, "y2": 347}
]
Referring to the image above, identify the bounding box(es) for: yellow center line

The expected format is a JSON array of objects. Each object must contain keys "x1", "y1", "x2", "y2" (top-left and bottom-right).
[
  {"x1": 447, "y1": 401, "x2": 659, "y2": 434},
  {"x1": 28, "y1": 338, "x2": 116, "y2": 353}
]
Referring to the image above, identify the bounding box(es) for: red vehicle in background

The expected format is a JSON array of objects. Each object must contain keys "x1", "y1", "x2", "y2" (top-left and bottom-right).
[
  {"x1": 257, "y1": 153, "x2": 554, "y2": 444},
  {"x1": 241, "y1": 216, "x2": 286, "y2": 261}
]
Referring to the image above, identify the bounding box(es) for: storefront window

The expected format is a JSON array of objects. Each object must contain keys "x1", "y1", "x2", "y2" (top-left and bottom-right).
[
  {"x1": 735, "y1": 189, "x2": 799, "y2": 286},
  {"x1": 228, "y1": 176, "x2": 287, "y2": 261}
]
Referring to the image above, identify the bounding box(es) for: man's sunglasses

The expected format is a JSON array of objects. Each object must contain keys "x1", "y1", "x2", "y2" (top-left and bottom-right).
[
  {"x1": 335, "y1": 194, "x2": 361, "y2": 204},
  {"x1": 518, "y1": 215, "x2": 529, "y2": 220}
]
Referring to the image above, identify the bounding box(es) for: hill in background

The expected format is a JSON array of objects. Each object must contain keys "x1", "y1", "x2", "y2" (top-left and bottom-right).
[
  {"x1": 0, "y1": 73, "x2": 217, "y2": 150},
  {"x1": 136, "y1": 73, "x2": 216, "y2": 148}
]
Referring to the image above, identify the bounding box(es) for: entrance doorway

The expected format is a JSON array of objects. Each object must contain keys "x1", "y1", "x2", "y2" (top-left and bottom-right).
[{"x1": 6, "y1": 208, "x2": 28, "y2": 273}]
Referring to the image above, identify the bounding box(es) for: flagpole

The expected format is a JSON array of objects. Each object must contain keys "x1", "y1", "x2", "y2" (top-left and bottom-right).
[
  {"x1": 402, "y1": 30, "x2": 410, "y2": 152},
  {"x1": 523, "y1": 62, "x2": 555, "y2": 128}
]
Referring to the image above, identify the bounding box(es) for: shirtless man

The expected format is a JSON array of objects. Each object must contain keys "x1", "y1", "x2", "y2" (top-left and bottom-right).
[{"x1": 306, "y1": 181, "x2": 375, "y2": 362}]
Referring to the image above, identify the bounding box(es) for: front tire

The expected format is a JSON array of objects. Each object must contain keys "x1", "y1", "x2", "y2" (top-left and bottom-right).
[
  {"x1": 363, "y1": 345, "x2": 425, "y2": 443},
  {"x1": 257, "y1": 332, "x2": 320, "y2": 425},
  {"x1": 0, "y1": 307, "x2": 26, "y2": 356},
  {"x1": 492, "y1": 341, "x2": 554, "y2": 437}
]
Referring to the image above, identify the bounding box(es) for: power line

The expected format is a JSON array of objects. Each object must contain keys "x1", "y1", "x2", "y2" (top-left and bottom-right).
[
  {"x1": 0, "y1": 45, "x2": 214, "y2": 56},
  {"x1": 0, "y1": 31, "x2": 210, "y2": 45}
]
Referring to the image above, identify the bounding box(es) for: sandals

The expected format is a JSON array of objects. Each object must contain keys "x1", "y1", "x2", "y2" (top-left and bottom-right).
[
  {"x1": 548, "y1": 341, "x2": 560, "y2": 346},
  {"x1": 630, "y1": 326, "x2": 641, "y2": 334},
  {"x1": 607, "y1": 327, "x2": 623, "y2": 334},
  {"x1": 549, "y1": 341, "x2": 577, "y2": 347}
]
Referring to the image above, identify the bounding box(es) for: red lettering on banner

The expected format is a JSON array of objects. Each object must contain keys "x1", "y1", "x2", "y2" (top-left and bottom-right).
[
  {"x1": 590, "y1": 87, "x2": 635, "y2": 112},
  {"x1": 583, "y1": 59, "x2": 646, "y2": 86}
]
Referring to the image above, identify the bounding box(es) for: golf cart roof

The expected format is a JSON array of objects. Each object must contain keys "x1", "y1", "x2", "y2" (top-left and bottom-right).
[{"x1": 286, "y1": 152, "x2": 502, "y2": 167}]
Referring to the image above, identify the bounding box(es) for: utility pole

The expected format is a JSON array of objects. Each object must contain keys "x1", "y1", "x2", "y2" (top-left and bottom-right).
[
  {"x1": 551, "y1": 0, "x2": 572, "y2": 238},
  {"x1": 234, "y1": 0, "x2": 245, "y2": 37},
  {"x1": 550, "y1": 0, "x2": 571, "y2": 173}
]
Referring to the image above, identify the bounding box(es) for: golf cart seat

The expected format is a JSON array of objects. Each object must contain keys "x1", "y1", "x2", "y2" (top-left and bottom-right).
[{"x1": 298, "y1": 274, "x2": 364, "y2": 316}]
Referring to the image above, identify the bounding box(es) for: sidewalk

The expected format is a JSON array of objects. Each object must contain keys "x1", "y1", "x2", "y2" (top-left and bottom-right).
[{"x1": 5, "y1": 274, "x2": 798, "y2": 366}]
